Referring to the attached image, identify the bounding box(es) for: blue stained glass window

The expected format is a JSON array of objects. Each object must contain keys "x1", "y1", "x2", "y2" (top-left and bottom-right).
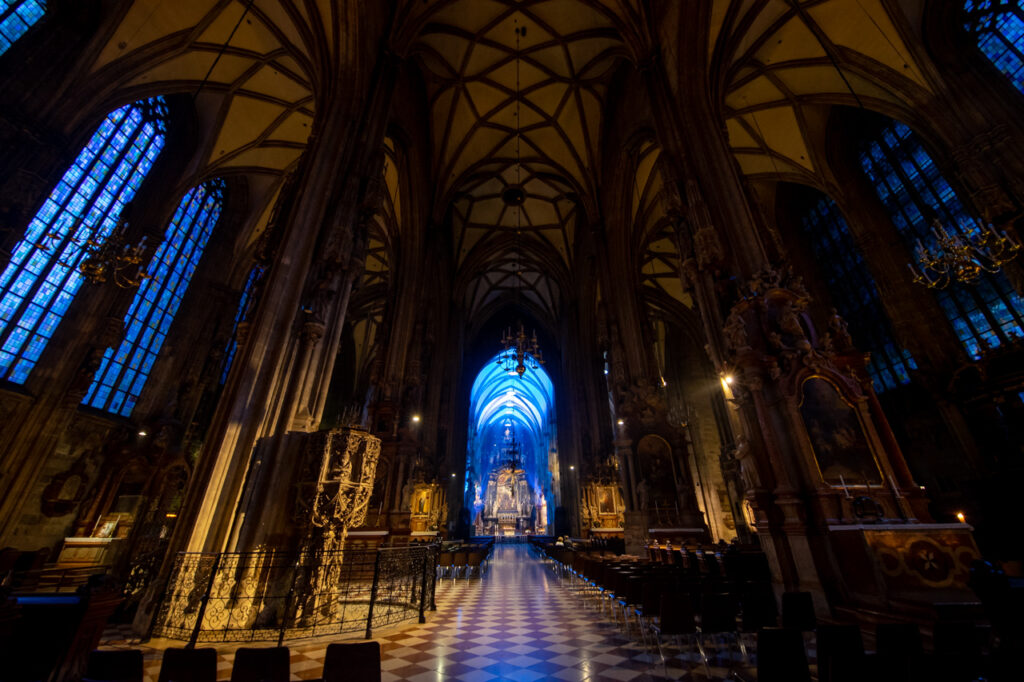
[
  {"x1": 859, "y1": 121, "x2": 1024, "y2": 359},
  {"x1": 219, "y1": 264, "x2": 264, "y2": 384},
  {"x1": 83, "y1": 179, "x2": 226, "y2": 416},
  {"x1": 965, "y1": 0, "x2": 1024, "y2": 94},
  {"x1": 0, "y1": 98, "x2": 167, "y2": 384},
  {"x1": 0, "y1": 1, "x2": 45, "y2": 57},
  {"x1": 799, "y1": 195, "x2": 917, "y2": 392}
]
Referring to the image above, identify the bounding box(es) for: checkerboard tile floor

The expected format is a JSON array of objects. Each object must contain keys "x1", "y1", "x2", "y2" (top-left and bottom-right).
[{"x1": 102, "y1": 544, "x2": 734, "y2": 680}]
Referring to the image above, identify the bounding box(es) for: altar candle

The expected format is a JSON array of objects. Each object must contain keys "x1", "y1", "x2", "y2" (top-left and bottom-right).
[
  {"x1": 839, "y1": 475, "x2": 852, "y2": 499},
  {"x1": 889, "y1": 474, "x2": 902, "y2": 498}
]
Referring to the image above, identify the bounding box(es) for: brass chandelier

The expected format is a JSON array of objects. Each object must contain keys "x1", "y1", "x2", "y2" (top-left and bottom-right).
[
  {"x1": 498, "y1": 323, "x2": 544, "y2": 377},
  {"x1": 78, "y1": 223, "x2": 150, "y2": 288},
  {"x1": 908, "y1": 218, "x2": 1021, "y2": 289}
]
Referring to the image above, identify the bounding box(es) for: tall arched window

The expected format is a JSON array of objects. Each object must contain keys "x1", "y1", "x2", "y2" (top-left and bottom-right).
[
  {"x1": 964, "y1": 0, "x2": 1024, "y2": 93},
  {"x1": 0, "y1": 97, "x2": 167, "y2": 384},
  {"x1": 83, "y1": 179, "x2": 226, "y2": 416},
  {"x1": 859, "y1": 120, "x2": 1024, "y2": 359},
  {"x1": 0, "y1": 1, "x2": 45, "y2": 56},
  {"x1": 798, "y1": 194, "x2": 917, "y2": 392},
  {"x1": 219, "y1": 264, "x2": 264, "y2": 384}
]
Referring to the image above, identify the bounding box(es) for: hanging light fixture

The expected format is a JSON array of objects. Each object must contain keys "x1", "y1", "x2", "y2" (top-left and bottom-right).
[
  {"x1": 78, "y1": 221, "x2": 150, "y2": 288},
  {"x1": 907, "y1": 217, "x2": 1021, "y2": 289},
  {"x1": 496, "y1": 16, "x2": 544, "y2": 378},
  {"x1": 783, "y1": 0, "x2": 1020, "y2": 289}
]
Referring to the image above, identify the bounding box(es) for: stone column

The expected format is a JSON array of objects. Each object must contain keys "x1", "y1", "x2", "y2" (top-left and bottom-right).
[{"x1": 181, "y1": 54, "x2": 400, "y2": 554}]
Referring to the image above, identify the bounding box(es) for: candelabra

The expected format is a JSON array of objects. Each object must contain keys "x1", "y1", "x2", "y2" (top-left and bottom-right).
[
  {"x1": 497, "y1": 321, "x2": 544, "y2": 377},
  {"x1": 908, "y1": 218, "x2": 1021, "y2": 289},
  {"x1": 79, "y1": 223, "x2": 150, "y2": 288}
]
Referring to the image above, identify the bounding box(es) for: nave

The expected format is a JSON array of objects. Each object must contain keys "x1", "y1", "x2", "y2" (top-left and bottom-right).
[{"x1": 103, "y1": 543, "x2": 717, "y2": 681}]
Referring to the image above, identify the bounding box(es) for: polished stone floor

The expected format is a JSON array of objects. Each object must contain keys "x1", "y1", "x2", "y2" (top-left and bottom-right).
[{"x1": 104, "y1": 543, "x2": 718, "y2": 681}]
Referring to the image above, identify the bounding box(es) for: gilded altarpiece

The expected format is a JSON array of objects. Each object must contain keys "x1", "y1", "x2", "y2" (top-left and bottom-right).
[{"x1": 721, "y1": 265, "x2": 978, "y2": 611}]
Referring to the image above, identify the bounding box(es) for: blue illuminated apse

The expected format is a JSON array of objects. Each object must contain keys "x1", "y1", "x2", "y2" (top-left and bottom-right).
[
  {"x1": 83, "y1": 178, "x2": 226, "y2": 416},
  {"x1": 466, "y1": 352, "x2": 556, "y2": 533},
  {"x1": 0, "y1": 1, "x2": 45, "y2": 56},
  {"x1": 798, "y1": 194, "x2": 917, "y2": 392},
  {"x1": 859, "y1": 120, "x2": 1024, "y2": 359},
  {"x1": 965, "y1": 0, "x2": 1024, "y2": 93},
  {"x1": 220, "y1": 264, "x2": 264, "y2": 384},
  {"x1": 0, "y1": 97, "x2": 167, "y2": 384}
]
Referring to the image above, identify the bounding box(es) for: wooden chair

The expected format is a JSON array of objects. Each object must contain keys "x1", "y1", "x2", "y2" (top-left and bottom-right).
[
  {"x1": 230, "y1": 646, "x2": 290, "y2": 682},
  {"x1": 322, "y1": 641, "x2": 381, "y2": 682},
  {"x1": 157, "y1": 647, "x2": 218, "y2": 682}
]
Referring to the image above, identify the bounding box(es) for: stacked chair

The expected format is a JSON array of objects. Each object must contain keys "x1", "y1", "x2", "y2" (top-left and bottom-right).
[{"x1": 84, "y1": 642, "x2": 382, "y2": 682}]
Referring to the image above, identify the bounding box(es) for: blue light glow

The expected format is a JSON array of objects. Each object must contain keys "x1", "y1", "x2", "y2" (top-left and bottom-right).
[
  {"x1": 799, "y1": 195, "x2": 917, "y2": 392},
  {"x1": 466, "y1": 351, "x2": 556, "y2": 530},
  {"x1": 83, "y1": 179, "x2": 225, "y2": 416},
  {"x1": 0, "y1": 98, "x2": 167, "y2": 383},
  {"x1": 0, "y1": 1, "x2": 45, "y2": 56},
  {"x1": 859, "y1": 121, "x2": 1024, "y2": 360},
  {"x1": 965, "y1": 0, "x2": 1024, "y2": 93},
  {"x1": 220, "y1": 264, "x2": 264, "y2": 384}
]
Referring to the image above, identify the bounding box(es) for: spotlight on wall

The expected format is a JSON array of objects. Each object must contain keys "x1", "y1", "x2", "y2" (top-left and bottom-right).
[
  {"x1": 956, "y1": 511, "x2": 966, "y2": 523},
  {"x1": 411, "y1": 415, "x2": 421, "y2": 423}
]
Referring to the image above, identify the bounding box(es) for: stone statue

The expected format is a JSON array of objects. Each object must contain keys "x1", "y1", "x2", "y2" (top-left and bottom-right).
[
  {"x1": 828, "y1": 308, "x2": 854, "y2": 349},
  {"x1": 636, "y1": 478, "x2": 651, "y2": 511},
  {"x1": 400, "y1": 479, "x2": 414, "y2": 511},
  {"x1": 723, "y1": 310, "x2": 749, "y2": 351}
]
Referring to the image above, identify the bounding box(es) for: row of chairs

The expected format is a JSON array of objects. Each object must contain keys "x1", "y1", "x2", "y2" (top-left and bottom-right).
[
  {"x1": 538, "y1": 542, "x2": 995, "y2": 681},
  {"x1": 436, "y1": 541, "x2": 493, "y2": 579},
  {"x1": 84, "y1": 642, "x2": 380, "y2": 682}
]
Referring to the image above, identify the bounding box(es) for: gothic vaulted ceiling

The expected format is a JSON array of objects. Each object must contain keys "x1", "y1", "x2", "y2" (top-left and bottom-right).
[
  {"x1": 400, "y1": 0, "x2": 631, "y2": 326},
  {"x1": 703, "y1": 0, "x2": 933, "y2": 182},
  {"x1": 84, "y1": 1, "x2": 936, "y2": 328}
]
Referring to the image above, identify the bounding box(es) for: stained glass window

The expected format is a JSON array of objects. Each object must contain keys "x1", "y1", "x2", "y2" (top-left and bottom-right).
[
  {"x1": 965, "y1": 0, "x2": 1024, "y2": 94},
  {"x1": 219, "y1": 264, "x2": 264, "y2": 384},
  {"x1": 83, "y1": 179, "x2": 226, "y2": 416},
  {"x1": 859, "y1": 121, "x2": 1024, "y2": 359},
  {"x1": 0, "y1": 1, "x2": 45, "y2": 56},
  {"x1": 799, "y1": 195, "x2": 917, "y2": 392},
  {"x1": 0, "y1": 98, "x2": 167, "y2": 383}
]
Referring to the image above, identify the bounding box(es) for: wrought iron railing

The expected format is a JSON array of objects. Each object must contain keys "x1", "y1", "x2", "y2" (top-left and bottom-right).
[{"x1": 152, "y1": 543, "x2": 439, "y2": 643}]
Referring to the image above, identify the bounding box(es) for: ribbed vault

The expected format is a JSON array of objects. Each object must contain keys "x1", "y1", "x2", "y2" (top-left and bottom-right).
[{"x1": 702, "y1": 0, "x2": 934, "y2": 181}]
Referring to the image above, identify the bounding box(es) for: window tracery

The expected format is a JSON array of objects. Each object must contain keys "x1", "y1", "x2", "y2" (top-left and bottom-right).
[
  {"x1": 219, "y1": 264, "x2": 264, "y2": 385},
  {"x1": 965, "y1": 0, "x2": 1024, "y2": 93},
  {"x1": 798, "y1": 194, "x2": 917, "y2": 391},
  {"x1": 0, "y1": 98, "x2": 167, "y2": 383},
  {"x1": 83, "y1": 179, "x2": 226, "y2": 416},
  {"x1": 0, "y1": 1, "x2": 45, "y2": 56},
  {"x1": 859, "y1": 121, "x2": 1024, "y2": 360}
]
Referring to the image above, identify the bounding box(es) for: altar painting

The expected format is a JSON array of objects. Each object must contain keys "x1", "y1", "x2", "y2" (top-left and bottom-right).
[{"x1": 799, "y1": 377, "x2": 881, "y2": 485}]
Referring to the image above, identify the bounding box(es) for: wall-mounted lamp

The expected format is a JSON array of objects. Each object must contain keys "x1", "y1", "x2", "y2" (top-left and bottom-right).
[
  {"x1": 568, "y1": 465, "x2": 574, "y2": 471},
  {"x1": 411, "y1": 415, "x2": 421, "y2": 423},
  {"x1": 956, "y1": 511, "x2": 966, "y2": 523},
  {"x1": 616, "y1": 419, "x2": 624, "y2": 426},
  {"x1": 138, "y1": 430, "x2": 147, "y2": 437},
  {"x1": 451, "y1": 472, "x2": 457, "y2": 478}
]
